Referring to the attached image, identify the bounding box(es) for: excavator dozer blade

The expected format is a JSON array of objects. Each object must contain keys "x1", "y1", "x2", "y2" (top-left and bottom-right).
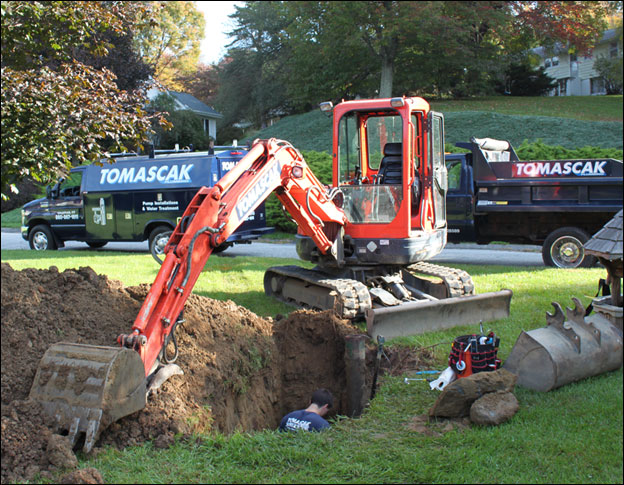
[
  {"x1": 503, "y1": 299, "x2": 623, "y2": 392},
  {"x1": 365, "y1": 289, "x2": 512, "y2": 340},
  {"x1": 29, "y1": 343, "x2": 147, "y2": 453}
]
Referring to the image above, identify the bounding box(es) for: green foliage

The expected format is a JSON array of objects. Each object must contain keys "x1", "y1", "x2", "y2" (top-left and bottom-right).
[
  {"x1": 134, "y1": 1, "x2": 204, "y2": 90},
  {"x1": 594, "y1": 54, "x2": 624, "y2": 95},
  {"x1": 265, "y1": 150, "x2": 333, "y2": 232},
  {"x1": 1, "y1": 1, "x2": 158, "y2": 201},
  {"x1": 497, "y1": 62, "x2": 557, "y2": 96},
  {"x1": 1, "y1": 62, "x2": 155, "y2": 199},
  {"x1": 149, "y1": 93, "x2": 212, "y2": 150}
]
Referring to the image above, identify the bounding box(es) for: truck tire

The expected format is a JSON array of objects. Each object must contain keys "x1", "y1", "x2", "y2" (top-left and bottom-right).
[
  {"x1": 542, "y1": 227, "x2": 596, "y2": 268},
  {"x1": 150, "y1": 226, "x2": 173, "y2": 264},
  {"x1": 28, "y1": 225, "x2": 58, "y2": 251}
]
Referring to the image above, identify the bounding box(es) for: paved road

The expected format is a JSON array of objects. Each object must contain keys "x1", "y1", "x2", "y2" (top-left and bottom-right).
[{"x1": 1, "y1": 228, "x2": 544, "y2": 266}]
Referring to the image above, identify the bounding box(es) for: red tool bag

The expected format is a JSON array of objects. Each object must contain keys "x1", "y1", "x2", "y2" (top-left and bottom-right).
[{"x1": 448, "y1": 332, "x2": 501, "y2": 378}]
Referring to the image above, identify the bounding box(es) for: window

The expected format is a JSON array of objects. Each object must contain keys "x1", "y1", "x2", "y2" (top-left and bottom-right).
[
  {"x1": 545, "y1": 59, "x2": 552, "y2": 68},
  {"x1": 552, "y1": 56, "x2": 559, "y2": 66},
  {"x1": 610, "y1": 41, "x2": 619, "y2": 58},
  {"x1": 557, "y1": 78, "x2": 567, "y2": 96},
  {"x1": 591, "y1": 77, "x2": 605, "y2": 94}
]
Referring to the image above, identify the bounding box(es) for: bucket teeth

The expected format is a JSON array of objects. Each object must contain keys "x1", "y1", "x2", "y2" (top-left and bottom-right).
[
  {"x1": 546, "y1": 302, "x2": 565, "y2": 326},
  {"x1": 29, "y1": 343, "x2": 147, "y2": 454}
]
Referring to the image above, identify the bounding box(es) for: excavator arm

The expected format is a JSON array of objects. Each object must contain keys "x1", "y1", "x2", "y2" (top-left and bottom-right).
[{"x1": 119, "y1": 138, "x2": 347, "y2": 376}]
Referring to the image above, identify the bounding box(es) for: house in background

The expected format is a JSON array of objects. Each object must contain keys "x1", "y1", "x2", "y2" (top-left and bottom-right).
[
  {"x1": 147, "y1": 87, "x2": 223, "y2": 140},
  {"x1": 533, "y1": 28, "x2": 622, "y2": 96}
]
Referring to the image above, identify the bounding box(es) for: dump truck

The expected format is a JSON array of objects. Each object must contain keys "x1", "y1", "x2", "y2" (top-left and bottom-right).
[
  {"x1": 30, "y1": 97, "x2": 512, "y2": 452},
  {"x1": 445, "y1": 138, "x2": 623, "y2": 268}
]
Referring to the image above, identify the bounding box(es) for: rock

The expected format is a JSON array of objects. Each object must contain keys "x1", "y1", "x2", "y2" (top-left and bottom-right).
[
  {"x1": 470, "y1": 391, "x2": 519, "y2": 425},
  {"x1": 429, "y1": 369, "x2": 517, "y2": 418},
  {"x1": 60, "y1": 467, "x2": 104, "y2": 484},
  {"x1": 46, "y1": 434, "x2": 78, "y2": 469}
]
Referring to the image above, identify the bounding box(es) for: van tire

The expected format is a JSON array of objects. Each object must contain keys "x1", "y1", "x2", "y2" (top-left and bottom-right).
[
  {"x1": 87, "y1": 241, "x2": 107, "y2": 248},
  {"x1": 29, "y1": 225, "x2": 57, "y2": 251},
  {"x1": 542, "y1": 227, "x2": 596, "y2": 268},
  {"x1": 212, "y1": 243, "x2": 232, "y2": 254},
  {"x1": 150, "y1": 226, "x2": 173, "y2": 264}
]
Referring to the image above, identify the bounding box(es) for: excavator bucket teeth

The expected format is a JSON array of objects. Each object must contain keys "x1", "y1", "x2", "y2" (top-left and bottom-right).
[
  {"x1": 503, "y1": 300, "x2": 623, "y2": 392},
  {"x1": 365, "y1": 289, "x2": 512, "y2": 340},
  {"x1": 29, "y1": 343, "x2": 147, "y2": 453}
]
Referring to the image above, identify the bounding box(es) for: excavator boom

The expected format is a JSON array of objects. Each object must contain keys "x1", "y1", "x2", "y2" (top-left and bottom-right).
[{"x1": 30, "y1": 139, "x2": 347, "y2": 452}]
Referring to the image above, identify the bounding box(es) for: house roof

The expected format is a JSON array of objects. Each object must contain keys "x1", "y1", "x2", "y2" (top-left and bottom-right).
[
  {"x1": 169, "y1": 91, "x2": 223, "y2": 119},
  {"x1": 532, "y1": 28, "x2": 620, "y2": 57},
  {"x1": 584, "y1": 209, "x2": 623, "y2": 261}
]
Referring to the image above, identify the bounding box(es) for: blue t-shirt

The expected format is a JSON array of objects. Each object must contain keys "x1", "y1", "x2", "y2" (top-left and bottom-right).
[{"x1": 279, "y1": 410, "x2": 330, "y2": 432}]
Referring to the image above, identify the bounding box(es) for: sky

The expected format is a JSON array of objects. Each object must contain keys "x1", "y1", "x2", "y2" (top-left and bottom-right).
[{"x1": 195, "y1": 1, "x2": 243, "y2": 65}]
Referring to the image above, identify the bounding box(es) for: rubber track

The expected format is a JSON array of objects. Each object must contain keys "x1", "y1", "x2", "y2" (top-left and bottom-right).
[
  {"x1": 265, "y1": 265, "x2": 371, "y2": 319},
  {"x1": 406, "y1": 261, "x2": 475, "y2": 297}
]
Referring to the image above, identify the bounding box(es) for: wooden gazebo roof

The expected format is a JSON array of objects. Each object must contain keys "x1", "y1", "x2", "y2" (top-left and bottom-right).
[{"x1": 584, "y1": 210, "x2": 623, "y2": 261}]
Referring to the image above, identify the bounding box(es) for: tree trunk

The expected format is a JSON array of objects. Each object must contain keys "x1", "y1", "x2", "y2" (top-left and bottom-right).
[{"x1": 379, "y1": 55, "x2": 394, "y2": 98}]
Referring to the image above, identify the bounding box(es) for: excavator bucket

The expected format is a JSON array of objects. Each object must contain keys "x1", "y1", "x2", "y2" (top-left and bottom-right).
[
  {"x1": 29, "y1": 343, "x2": 147, "y2": 453},
  {"x1": 503, "y1": 298, "x2": 623, "y2": 392},
  {"x1": 365, "y1": 289, "x2": 513, "y2": 340}
]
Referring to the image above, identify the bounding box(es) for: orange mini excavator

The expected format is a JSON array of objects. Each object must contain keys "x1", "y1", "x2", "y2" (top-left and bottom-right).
[{"x1": 30, "y1": 97, "x2": 511, "y2": 452}]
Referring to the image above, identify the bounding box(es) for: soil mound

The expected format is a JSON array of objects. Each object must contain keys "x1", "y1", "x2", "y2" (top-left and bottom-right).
[
  {"x1": 1, "y1": 263, "x2": 436, "y2": 482},
  {"x1": 2, "y1": 263, "x2": 394, "y2": 482}
]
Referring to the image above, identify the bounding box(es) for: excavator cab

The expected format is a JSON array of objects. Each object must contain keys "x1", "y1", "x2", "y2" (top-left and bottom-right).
[{"x1": 325, "y1": 97, "x2": 447, "y2": 265}]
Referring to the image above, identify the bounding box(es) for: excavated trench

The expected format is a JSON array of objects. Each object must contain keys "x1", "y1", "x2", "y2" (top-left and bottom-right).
[{"x1": 1, "y1": 263, "x2": 433, "y2": 483}]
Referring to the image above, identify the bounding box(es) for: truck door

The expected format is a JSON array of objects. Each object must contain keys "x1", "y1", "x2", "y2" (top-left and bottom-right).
[
  {"x1": 445, "y1": 154, "x2": 475, "y2": 242},
  {"x1": 429, "y1": 112, "x2": 447, "y2": 229}
]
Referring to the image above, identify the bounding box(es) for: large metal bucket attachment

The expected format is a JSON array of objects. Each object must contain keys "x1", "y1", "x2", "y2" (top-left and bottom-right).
[
  {"x1": 365, "y1": 289, "x2": 512, "y2": 340},
  {"x1": 29, "y1": 343, "x2": 147, "y2": 453},
  {"x1": 503, "y1": 298, "x2": 623, "y2": 392}
]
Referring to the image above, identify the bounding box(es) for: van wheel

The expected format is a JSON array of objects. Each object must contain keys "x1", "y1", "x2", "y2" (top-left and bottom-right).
[
  {"x1": 150, "y1": 226, "x2": 173, "y2": 264},
  {"x1": 212, "y1": 243, "x2": 232, "y2": 254},
  {"x1": 542, "y1": 227, "x2": 596, "y2": 268},
  {"x1": 87, "y1": 241, "x2": 107, "y2": 248},
  {"x1": 29, "y1": 225, "x2": 57, "y2": 251}
]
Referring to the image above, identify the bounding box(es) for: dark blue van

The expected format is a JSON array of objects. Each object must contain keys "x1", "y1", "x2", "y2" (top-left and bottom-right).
[{"x1": 21, "y1": 147, "x2": 273, "y2": 261}]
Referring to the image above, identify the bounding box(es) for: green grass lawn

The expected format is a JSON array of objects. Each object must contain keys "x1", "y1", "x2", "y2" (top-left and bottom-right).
[{"x1": 2, "y1": 250, "x2": 622, "y2": 484}]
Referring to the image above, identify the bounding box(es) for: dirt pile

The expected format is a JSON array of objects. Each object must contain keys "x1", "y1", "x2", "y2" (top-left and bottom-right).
[{"x1": 3, "y1": 263, "x2": 403, "y2": 482}]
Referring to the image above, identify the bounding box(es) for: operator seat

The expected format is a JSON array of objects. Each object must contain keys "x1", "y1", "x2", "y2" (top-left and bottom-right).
[{"x1": 377, "y1": 143, "x2": 403, "y2": 184}]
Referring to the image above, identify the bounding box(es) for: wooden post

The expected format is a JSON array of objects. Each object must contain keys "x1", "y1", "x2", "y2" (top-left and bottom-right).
[{"x1": 344, "y1": 334, "x2": 367, "y2": 417}]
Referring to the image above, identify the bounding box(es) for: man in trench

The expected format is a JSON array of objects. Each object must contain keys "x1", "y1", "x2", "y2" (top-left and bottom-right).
[{"x1": 278, "y1": 389, "x2": 333, "y2": 432}]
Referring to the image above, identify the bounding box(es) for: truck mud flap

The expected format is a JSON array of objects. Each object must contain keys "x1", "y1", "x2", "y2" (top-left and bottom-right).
[
  {"x1": 29, "y1": 343, "x2": 147, "y2": 453},
  {"x1": 365, "y1": 289, "x2": 512, "y2": 340},
  {"x1": 503, "y1": 299, "x2": 623, "y2": 392}
]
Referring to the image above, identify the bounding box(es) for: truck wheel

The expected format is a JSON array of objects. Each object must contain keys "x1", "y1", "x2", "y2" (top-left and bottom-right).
[
  {"x1": 542, "y1": 227, "x2": 596, "y2": 268},
  {"x1": 149, "y1": 226, "x2": 173, "y2": 264},
  {"x1": 28, "y1": 225, "x2": 58, "y2": 251},
  {"x1": 87, "y1": 241, "x2": 107, "y2": 248}
]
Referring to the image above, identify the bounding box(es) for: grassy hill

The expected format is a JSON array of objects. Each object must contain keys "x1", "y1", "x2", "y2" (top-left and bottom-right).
[{"x1": 243, "y1": 95, "x2": 623, "y2": 152}]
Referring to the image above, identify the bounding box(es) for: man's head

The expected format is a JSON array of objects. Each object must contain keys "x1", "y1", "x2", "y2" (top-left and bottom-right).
[{"x1": 310, "y1": 388, "x2": 333, "y2": 416}]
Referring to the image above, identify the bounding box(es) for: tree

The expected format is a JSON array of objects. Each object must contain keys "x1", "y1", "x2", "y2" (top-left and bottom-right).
[
  {"x1": 1, "y1": 1, "x2": 159, "y2": 200},
  {"x1": 148, "y1": 93, "x2": 212, "y2": 150},
  {"x1": 133, "y1": 1, "x2": 204, "y2": 90}
]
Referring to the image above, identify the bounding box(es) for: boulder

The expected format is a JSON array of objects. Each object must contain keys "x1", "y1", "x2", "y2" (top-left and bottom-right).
[
  {"x1": 429, "y1": 368, "x2": 517, "y2": 418},
  {"x1": 470, "y1": 391, "x2": 519, "y2": 425}
]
